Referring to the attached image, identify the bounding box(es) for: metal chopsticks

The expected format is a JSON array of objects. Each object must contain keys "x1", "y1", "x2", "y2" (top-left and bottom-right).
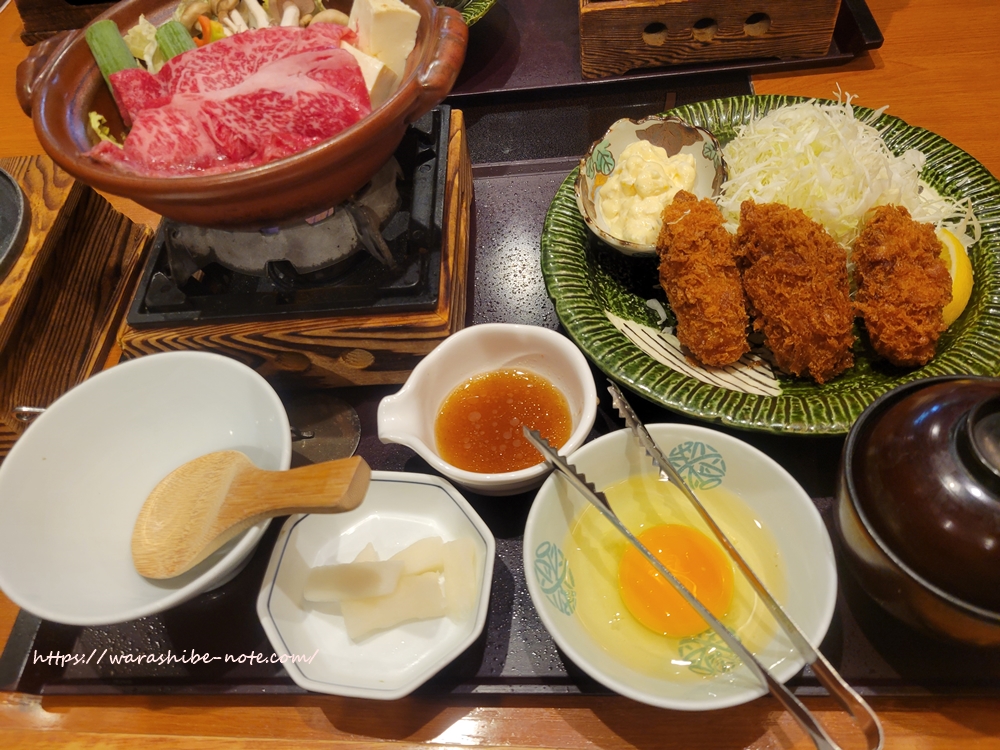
[
  {"x1": 606, "y1": 382, "x2": 884, "y2": 750},
  {"x1": 523, "y1": 426, "x2": 841, "y2": 750}
]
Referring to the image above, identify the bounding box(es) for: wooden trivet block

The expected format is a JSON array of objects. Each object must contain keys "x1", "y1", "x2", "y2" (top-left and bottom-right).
[
  {"x1": 0, "y1": 156, "x2": 154, "y2": 458},
  {"x1": 579, "y1": 0, "x2": 841, "y2": 79},
  {"x1": 13, "y1": 0, "x2": 112, "y2": 45},
  {"x1": 114, "y1": 109, "x2": 473, "y2": 389}
]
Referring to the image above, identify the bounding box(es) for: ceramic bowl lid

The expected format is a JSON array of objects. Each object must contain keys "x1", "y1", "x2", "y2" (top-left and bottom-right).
[{"x1": 846, "y1": 376, "x2": 1000, "y2": 613}]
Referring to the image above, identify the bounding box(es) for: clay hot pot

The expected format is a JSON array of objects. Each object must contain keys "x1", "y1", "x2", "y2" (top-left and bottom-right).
[{"x1": 16, "y1": 0, "x2": 467, "y2": 229}]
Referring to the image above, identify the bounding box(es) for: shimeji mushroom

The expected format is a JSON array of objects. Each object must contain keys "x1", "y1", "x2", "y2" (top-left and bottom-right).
[
  {"x1": 276, "y1": 0, "x2": 314, "y2": 26},
  {"x1": 308, "y1": 8, "x2": 349, "y2": 25},
  {"x1": 240, "y1": 0, "x2": 271, "y2": 29},
  {"x1": 211, "y1": 0, "x2": 240, "y2": 20},
  {"x1": 178, "y1": 1, "x2": 212, "y2": 29},
  {"x1": 223, "y1": 8, "x2": 250, "y2": 33}
]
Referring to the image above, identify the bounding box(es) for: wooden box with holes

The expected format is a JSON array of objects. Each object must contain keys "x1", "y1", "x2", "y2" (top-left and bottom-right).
[
  {"x1": 12, "y1": 0, "x2": 112, "y2": 44},
  {"x1": 578, "y1": 0, "x2": 842, "y2": 79}
]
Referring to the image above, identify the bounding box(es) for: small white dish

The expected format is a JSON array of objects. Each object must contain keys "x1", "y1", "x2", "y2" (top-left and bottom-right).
[
  {"x1": 574, "y1": 115, "x2": 727, "y2": 257},
  {"x1": 377, "y1": 323, "x2": 598, "y2": 495},
  {"x1": 524, "y1": 423, "x2": 837, "y2": 711},
  {"x1": 0, "y1": 351, "x2": 290, "y2": 626},
  {"x1": 256, "y1": 471, "x2": 495, "y2": 699}
]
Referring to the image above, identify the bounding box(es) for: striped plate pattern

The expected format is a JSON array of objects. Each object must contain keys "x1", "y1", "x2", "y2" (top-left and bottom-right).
[
  {"x1": 456, "y1": 0, "x2": 495, "y2": 25},
  {"x1": 540, "y1": 95, "x2": 1000, "y2": 434}
]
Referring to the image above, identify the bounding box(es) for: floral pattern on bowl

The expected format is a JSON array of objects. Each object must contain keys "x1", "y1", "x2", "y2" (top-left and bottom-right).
[
  {"x1": 574, "y1": 115, "x2": 728, "y2": 257},
  {"x1": 668, "y1": 440, "x2": 727, "y2": 490},
  {"x1": 533, "y1": 541, "x2": 576, "y2": 615}
]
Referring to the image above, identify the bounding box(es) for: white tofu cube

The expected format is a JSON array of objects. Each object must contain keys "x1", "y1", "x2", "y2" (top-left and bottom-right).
[
  {"x1": 341, "y1": 42, "x2": 399, "y2": 109},
  {"x1": 348, "y1": 0, "x2": 420, "y2": 81}
]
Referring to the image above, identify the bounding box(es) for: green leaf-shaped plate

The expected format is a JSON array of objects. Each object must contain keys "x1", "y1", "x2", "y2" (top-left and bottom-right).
[
  {"x1": 438, "y1": 0, "x2": 495, "y2": 26},
  {"x1": 540, "y1": 95, "x2": 1000, "y2": 434},
  {"x1": 463, "y1": 0, "x2": 495, "y2": 25}
]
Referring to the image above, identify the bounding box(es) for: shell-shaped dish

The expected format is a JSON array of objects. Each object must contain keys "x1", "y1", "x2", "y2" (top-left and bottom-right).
[{"x1": 574, "y1": 115, "x2": 727, "y2": 257}]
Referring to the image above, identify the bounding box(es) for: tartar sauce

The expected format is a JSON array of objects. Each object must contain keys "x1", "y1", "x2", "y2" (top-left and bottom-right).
[{"x1": 598, "y1": 141, "x2": 697, "y2": 245}]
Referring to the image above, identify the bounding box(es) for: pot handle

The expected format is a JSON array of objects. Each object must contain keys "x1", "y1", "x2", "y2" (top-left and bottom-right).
[
  {"x1": 957, "y1": 394, "x2": 1000, "y2": 492},
  {"x1": 403, "y1": 7, "x2": 468, "y2": 125},
  {"x1": 16, "y1": 31, "x2": 77, "y2": 117}
]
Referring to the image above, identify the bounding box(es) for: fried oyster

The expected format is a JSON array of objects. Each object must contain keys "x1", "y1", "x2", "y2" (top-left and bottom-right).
[
  {"x1": 735, "y1": 201, "x2": 855, "y2": 383},
  {"x1": 853, "y1": 205, "x2": 952, "y2": 367},
  {"x1": 656, "y1": 191, "x2": 750, "y2": 367}
]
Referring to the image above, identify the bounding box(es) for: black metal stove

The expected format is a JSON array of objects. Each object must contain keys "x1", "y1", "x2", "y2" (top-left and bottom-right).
[{"x1": 126, "y1": 107, "x2": 451, "y2": 327}]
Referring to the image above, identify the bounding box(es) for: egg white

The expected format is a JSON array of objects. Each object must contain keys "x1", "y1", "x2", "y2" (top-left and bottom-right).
[{"x1": 563, "y1": 472, "x2": 786, "y2": 683}]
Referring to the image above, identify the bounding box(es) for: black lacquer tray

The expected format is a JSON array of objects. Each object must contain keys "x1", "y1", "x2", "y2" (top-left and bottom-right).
[
  {"x1": 5, "y1": 38, "x2": 998, "y2": 698},
  {"x1": 4, "y1": 149, "x2": 1000, "y2": 698},
  {"x1": 446, "y1": 0, "x2": 882, "y2": 103}
]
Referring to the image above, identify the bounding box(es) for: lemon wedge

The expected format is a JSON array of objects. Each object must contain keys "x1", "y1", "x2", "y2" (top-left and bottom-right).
[{"x1": 938, "y1": 228, "x2": 974, "y2": 327}]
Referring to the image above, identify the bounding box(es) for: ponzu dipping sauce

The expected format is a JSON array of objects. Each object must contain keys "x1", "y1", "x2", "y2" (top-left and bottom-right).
[{"x1": 435, "y1": 368, "x2": 572, "y2": 473}]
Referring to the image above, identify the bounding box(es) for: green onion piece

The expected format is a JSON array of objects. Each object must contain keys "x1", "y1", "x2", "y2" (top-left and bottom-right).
[
  {"x1": 156, "y1": 20, "x2": 196, "y2": 60},
  {"x1": 85, "y1": 20, "x2": 140, "y2": 94}
]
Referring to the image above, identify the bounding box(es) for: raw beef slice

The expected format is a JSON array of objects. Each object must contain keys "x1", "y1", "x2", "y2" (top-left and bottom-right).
[{"x1": 88, "y1": 25, "x2": 369, "y2": 175}]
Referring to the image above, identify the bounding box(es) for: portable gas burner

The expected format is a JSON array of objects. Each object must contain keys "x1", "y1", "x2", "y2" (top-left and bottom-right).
[{"x1": 116, "y1": 107, "x2": 472, "y2": 388}]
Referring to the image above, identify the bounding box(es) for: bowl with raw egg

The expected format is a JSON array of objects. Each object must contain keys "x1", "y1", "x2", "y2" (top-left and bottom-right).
[
  {"x1": 377, "y1": 323, "x2": 599, "y2": 496},
  {"x1": 524, "y1": 423, "x2": 837, "y2": 710},
  {"x1": 575, "y1": 115, "x2": 727, "y2": 257}
]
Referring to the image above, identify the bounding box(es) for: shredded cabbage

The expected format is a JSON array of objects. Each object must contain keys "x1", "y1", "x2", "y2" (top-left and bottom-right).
[
  {"x1": 88, "y1": 112, "x2": 121, "y2": 146},
  {"x1": 718, "y1": 97, "x2": 977, "y2": 248},
  {"x1": 123, "y1": 14, "x2": 166, "y2": 73}
]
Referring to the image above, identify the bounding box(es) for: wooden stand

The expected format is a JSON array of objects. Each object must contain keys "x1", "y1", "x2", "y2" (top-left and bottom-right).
[
  {"x1": 578, "y1": 0, "x2": 841, "y2": 79},
  {"x1": 114, "y1": 109, "x2": 472, "y2": 389},
  {"x1": 0, "y1": 156, "x2": 155, "y2": 458},
  {"x1": 12, "y1": 0, "x2": 112, "y2": 45},
  {"x1": 0, "y1": 111, "x2": 471, "y2": 459}
]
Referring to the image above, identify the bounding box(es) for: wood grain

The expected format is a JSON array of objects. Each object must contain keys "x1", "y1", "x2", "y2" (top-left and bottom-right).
[
  {"x1": 1, "y1": 689, "x2": 999, "y2": 749},
  {"x1": 0, "y1": 182, "x2": 153, "y2": 454},
  {"x1": 579, "y1": 0, "x2": 840, "y2": 79},
  {"x1": 2, "y1": 1, "x2": 1000, "y2": 747},
  {"x1": 753, "y1": 0, "x2": 1000, "y2": 181},
  {"x1": 115, "y1": 110, "x2": 472, "y2": 388},
  {"x1": 132, "y1": 453, "x2": 370, "y2": 579},
  {"x1": 0, "y1": 155, "x2": 81, "y2": 355},
  {"x1": 12, "y1": 0, "x2": 111, "y2": 45},
  {"x1": 1, "y1": 9, "x2": 43, "y2": 159}
]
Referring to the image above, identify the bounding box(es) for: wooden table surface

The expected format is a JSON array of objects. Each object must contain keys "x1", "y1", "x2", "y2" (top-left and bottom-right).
[{"x1": 2, "y1": 0, "x2": 999, "y2": 747}]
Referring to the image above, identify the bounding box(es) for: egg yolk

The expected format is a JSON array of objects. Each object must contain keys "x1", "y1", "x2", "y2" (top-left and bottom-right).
[{"x1": 618, "y1": 524, "x2": 734, "y2": 639}]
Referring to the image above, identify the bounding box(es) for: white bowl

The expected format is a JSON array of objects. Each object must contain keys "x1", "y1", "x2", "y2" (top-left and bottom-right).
[
  {"x1": 377, "y1": 323, "x2": 598, "y2": 495},
  {"x1": 524, "y1": 424, "x2": 837, "y2": 711},
  {"x1": 256, "y1": 471, "x2": 495, "y2": 699},
  {"x1": 0, "y1": 351, "x2": 291, "y2": 626},
  {"x1": 574, "y1": 115, "x2": 727, "y2": 257}
]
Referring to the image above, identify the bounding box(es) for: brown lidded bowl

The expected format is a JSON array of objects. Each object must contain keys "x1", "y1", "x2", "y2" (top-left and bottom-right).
[
  {"x1": 15, "y1": 0, "x2": 467, "y2": 229},
  {"x1": 837, "y1": 375, "x2": 1000, "y2": 646}
]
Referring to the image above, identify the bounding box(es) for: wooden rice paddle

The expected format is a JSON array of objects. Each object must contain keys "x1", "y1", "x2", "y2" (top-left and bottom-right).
[{"x1": 132, "y1": 451, "x2": 371, "y2": 579}]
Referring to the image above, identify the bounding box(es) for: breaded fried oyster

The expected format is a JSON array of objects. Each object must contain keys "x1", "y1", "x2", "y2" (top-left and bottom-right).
[
  {"x1": 735, "y1": 201, "x2": 855, "y2": 383},
  {"x1": 853, "y1": 205, "x2": 952, "y2": 367},
  {"x1": 656, "y1": 191, "x2": 749, "y2": 367}
]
